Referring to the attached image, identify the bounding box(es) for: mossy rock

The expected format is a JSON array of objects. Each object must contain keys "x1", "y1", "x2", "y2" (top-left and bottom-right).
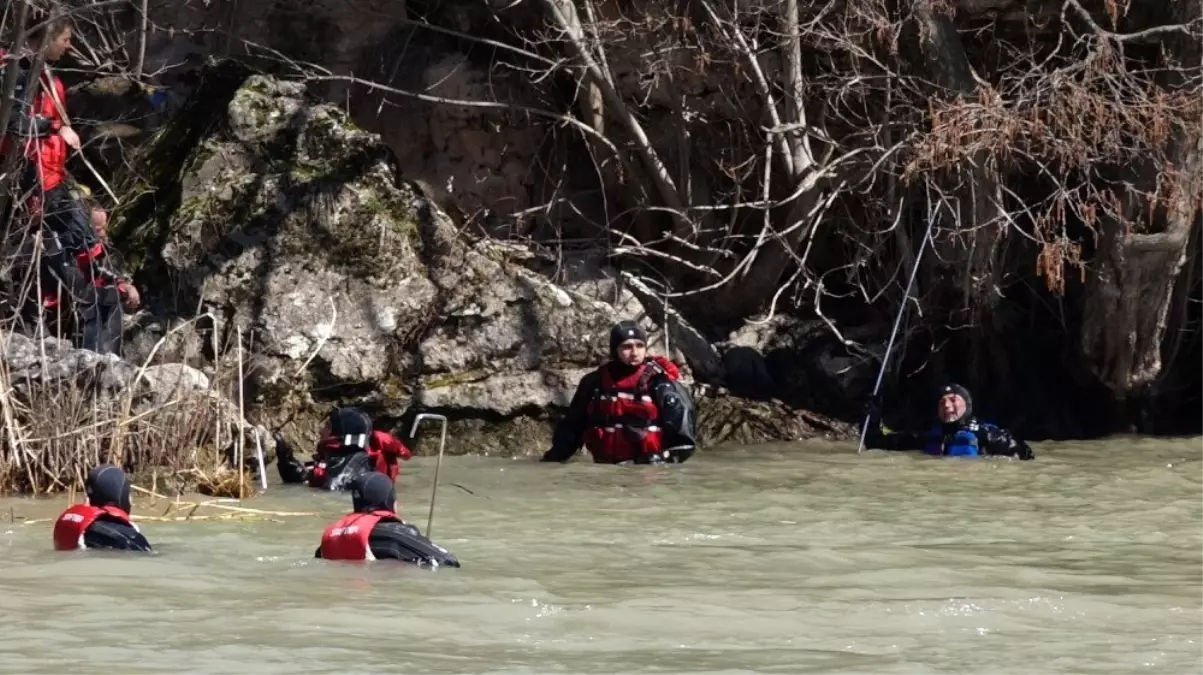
[
  {"x1": 695, "y1": 390, "x2": 855, "y2": 447},
  {"x1": 405, "y1": 414, "x2": 554, "y2": 458},
  {"x1": 110, "y1": 60, "x2": 424, "y2": 292}
]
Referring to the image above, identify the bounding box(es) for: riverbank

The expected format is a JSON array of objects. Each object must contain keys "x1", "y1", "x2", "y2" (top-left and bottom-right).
[{"x1": 0, "y1": 330, "x2": 269, "y2": 496}]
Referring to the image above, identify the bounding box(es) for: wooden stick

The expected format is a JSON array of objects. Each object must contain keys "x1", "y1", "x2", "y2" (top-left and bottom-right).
[
  {"x1": 40, "y1": 64, "x2": 120, "y2": 204},
  {"x1": 236, "y1": 325, "x2": 245, "y2": 501},
  {"x1": 196, "y1": 502, "x2": 315, "y2": 516},
  {"x1": 132, "y1": 514, "x2": 285, "y2": 523},
  {"x1": 131, "y1": 483, "x2": 170, "y2": 500}
]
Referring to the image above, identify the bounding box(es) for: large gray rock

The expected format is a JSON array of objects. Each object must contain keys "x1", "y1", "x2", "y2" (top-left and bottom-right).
[
  {"x1": 0, "y1": 331, "x2": 257, "y2": 420},
  {"x1": 1, "y1": 332, "x2": 136, "y2": 395},
  {"x1": 113, "y1": 65, "x2": 679, "y2": 454},
  {"x1": 112, "y1": 64, "x2": 851, "y2": 457}
]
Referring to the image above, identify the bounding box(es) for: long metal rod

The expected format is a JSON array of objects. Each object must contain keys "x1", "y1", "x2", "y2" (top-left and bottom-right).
[
  {"x1": 409, "y1": 413, "x2": 448, "y2": 538},
  {"x1": 857, "y1": 219, "x2": 936, "y2": 453}
]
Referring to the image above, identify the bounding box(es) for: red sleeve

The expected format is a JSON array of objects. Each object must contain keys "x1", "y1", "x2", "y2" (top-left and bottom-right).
[
  {"x1": 371, "y1": 431, "x2": 412, "y2": 460},
  {"x1": 650, "y1": 355, "x2": 681, "y2": 380}
]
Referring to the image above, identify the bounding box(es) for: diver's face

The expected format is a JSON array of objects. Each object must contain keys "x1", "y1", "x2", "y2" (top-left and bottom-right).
[
  {"x1": 617, "y1": 340, "x2": 646, "y2": 366},
  {"x1": 938, "y1": 393, "x2": 967, "y2": 423}
]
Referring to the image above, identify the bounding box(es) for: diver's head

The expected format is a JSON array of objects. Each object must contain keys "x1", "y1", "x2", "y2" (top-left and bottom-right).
[
  {"x1": 85, "y1": 464, "x2": 132, "y2": 513},
  {"x1": 936, "y1": 383, "x2": 973, "y2": 425},
  {"x1": 609, "y1": 320, "x2": 648, "y2": 366},
  {"x1": 327, "y1": 406, "x2": 372, "y2": 448},
  {"x1": 350, "y1": 471, "x2": 396, "y2": 514}
]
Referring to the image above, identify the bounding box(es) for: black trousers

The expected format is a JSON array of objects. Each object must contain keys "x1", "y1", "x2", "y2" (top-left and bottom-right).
[{"x1": 25, "y1": 185, "x2": 123, "y2": 355}]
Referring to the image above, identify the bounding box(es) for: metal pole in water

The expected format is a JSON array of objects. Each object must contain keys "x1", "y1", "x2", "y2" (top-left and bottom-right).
[
  {"x1": 409, "y1": 413, "x2": 448, "y2": 538},
  {"x1": 857, "y1": 219, "x2": 936, "y2": 454},
  {"x1": 254, "y1": 431, "x2": 268, "y2": 491}
]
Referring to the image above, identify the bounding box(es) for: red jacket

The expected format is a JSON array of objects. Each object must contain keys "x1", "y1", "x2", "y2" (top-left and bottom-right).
[{"x1": 0, "y1": 49, "x2": 69, "y2": 191}]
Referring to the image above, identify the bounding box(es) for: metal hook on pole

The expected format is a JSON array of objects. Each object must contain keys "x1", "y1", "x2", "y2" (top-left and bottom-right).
[{"x1": 408, "y1": 413, "x2": 448, "y2": 538}]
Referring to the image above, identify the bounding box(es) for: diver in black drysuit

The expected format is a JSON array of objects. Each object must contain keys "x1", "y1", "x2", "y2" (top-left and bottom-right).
[
  {"x1": 76, "y1": 465, "x2": 154, "y2": 551},
  {"x1": 864, "y1": 383, "x2": 1035, "y2": 460},
  {"x1": 277, "y1": 406, "x2": 412, "y2": 491},
  {"x1": 314, "y1": 471, "x2": 460, "y2": 567},
  {"x1": 541, "y1": 321, "x2": 698, "y2": 464}
]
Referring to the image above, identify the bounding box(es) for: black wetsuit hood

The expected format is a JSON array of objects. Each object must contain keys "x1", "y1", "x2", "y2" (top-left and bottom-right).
[
  {"x1": 350, "y1": 471, "x2": 396, "y2": 513},
  {"x1": 86, "y1": 464, "x2": 132, "y2": 514},
  {"x1": 330, "y1": 406, "x2": 372, "y2": 449},
  {"x1": 608, "y1": 320, "x2": 649, "y2": 378},
  {"x1": 938, "y1": 382, "x2": 975, "y2": 431},
  {"x1": 609, "y1": 320, "x2": 647, "y2": 359}
]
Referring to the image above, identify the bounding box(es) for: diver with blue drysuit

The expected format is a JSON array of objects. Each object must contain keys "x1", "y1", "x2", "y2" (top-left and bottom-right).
[{"x1": 863, "y1": 383, "x2": 1035, "y2": 460}]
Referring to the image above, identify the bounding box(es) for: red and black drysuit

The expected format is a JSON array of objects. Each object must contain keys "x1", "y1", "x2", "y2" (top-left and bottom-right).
[
  {"x1": 314, "y1": 471, "x2": 460, "y2": 567},
  {"x1": 278, "y1": 407, "x2": 413, "y2": 490},
  {"x1": 1, "y1": 50, "x2": 129, "y2": 354},
  {"x1": 52, "y1": 465, "x2": 153, "y2": 552},
  {"x1": 542, "y1": 322, "x2": 697, "y2": 464}
]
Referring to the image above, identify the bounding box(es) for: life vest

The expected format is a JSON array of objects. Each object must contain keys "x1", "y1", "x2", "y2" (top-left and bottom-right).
[
  {"x1": 584, "y1": 363, "x2": 668, "y2": 463},
  {"x1": 924, "y1": 425, "x2": 981, "y2": 457},
  {"x1": 318, "y1": 510, "x2": 401, "y2": 561},
  {"x1": 0, "y1": 54, "x2": 69, "y2": 191},
  {"x1": 52, "y1": 503, "x2": 135, "y2": 551}
]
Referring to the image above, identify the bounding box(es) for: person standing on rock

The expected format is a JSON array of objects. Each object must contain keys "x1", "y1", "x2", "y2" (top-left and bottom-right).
[
  {"x1": 53, "y1": 465, "x2": 153, "y2": 552},
  {"x1": 862, "y1": 383, "x2": 1035, "y2": 460},
  {"x1": 37, "y1": 184, "x2": 141, "y2": 348},
  {"x1": 277, "y1": 406, "x2": 413, "y2": 490},
  {"x1": 1, "y1": 14, "x2": 126, "y2": 355},
  {"x1": 541, "y1": 320, "x2": 698, "y2": 465},
  {"x1": 315, "y1": 471, "x2": 459, "y2": 568}
]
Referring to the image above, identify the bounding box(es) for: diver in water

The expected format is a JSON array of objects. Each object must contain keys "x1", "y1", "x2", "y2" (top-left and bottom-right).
[
  {"x1": 278, "y1": 406, "x2": 412, "y2": 491},
  {"x1": 53, "y1": 464, "x2": 153, "y2": 552},
  {"x1": 315, "y1": 471, "x2": 460, "y2": 568},
  {"x1": 541, "y1": 320, "x2": 697, "y2": 465},
  {"x1": 863, "y1": 383, "x2": 1035, "y2": 460}
]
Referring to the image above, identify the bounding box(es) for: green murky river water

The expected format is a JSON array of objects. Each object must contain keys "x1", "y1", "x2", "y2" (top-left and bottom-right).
[{"x1": 2, "y1": 437, "x2": 1200, "y2": 673}]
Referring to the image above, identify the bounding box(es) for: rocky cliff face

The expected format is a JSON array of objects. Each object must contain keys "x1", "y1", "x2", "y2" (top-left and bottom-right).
[{"x1": 109, "y1": 62, "x2": 852, "y2": 457}]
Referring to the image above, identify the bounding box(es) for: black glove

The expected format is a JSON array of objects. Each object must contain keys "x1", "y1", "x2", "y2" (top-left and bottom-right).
[
  {"x1": 983, "y1": 425, "x2": 1005, "y2": 447},
  {"x1": 984, "y1": 426, "x2": 1035, "y2": 461}
]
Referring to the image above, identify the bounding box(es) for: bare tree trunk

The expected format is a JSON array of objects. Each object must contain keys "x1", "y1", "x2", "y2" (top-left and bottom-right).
[
  {"x1": 577, "y1": 0, "x2": 606, "y2": 136},
  {"x1": 780, "y1": 0, "x2": 814, "y2": 179},
  {"x1": 1079, "y1": 169, "x2": 1200, "y2": 428},
  {"x1": 1079, "y1": 0, "x2": 1203, "y2": 430},
  {"x1": 0, "y1": 0, "x2": 31, "y2": 144},
  {"x1": 0, "y1": 1, "x2": 39, "y2": 223},
  {"x1": 911, "y1": 0, "x2": 1004, "y2": 309},
  {"x1": 538, "y1": 0, "x2": 685, "y2": 221},
  {"x1": 704, "y1": 0, "x2": 828, "y2": 322}
]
